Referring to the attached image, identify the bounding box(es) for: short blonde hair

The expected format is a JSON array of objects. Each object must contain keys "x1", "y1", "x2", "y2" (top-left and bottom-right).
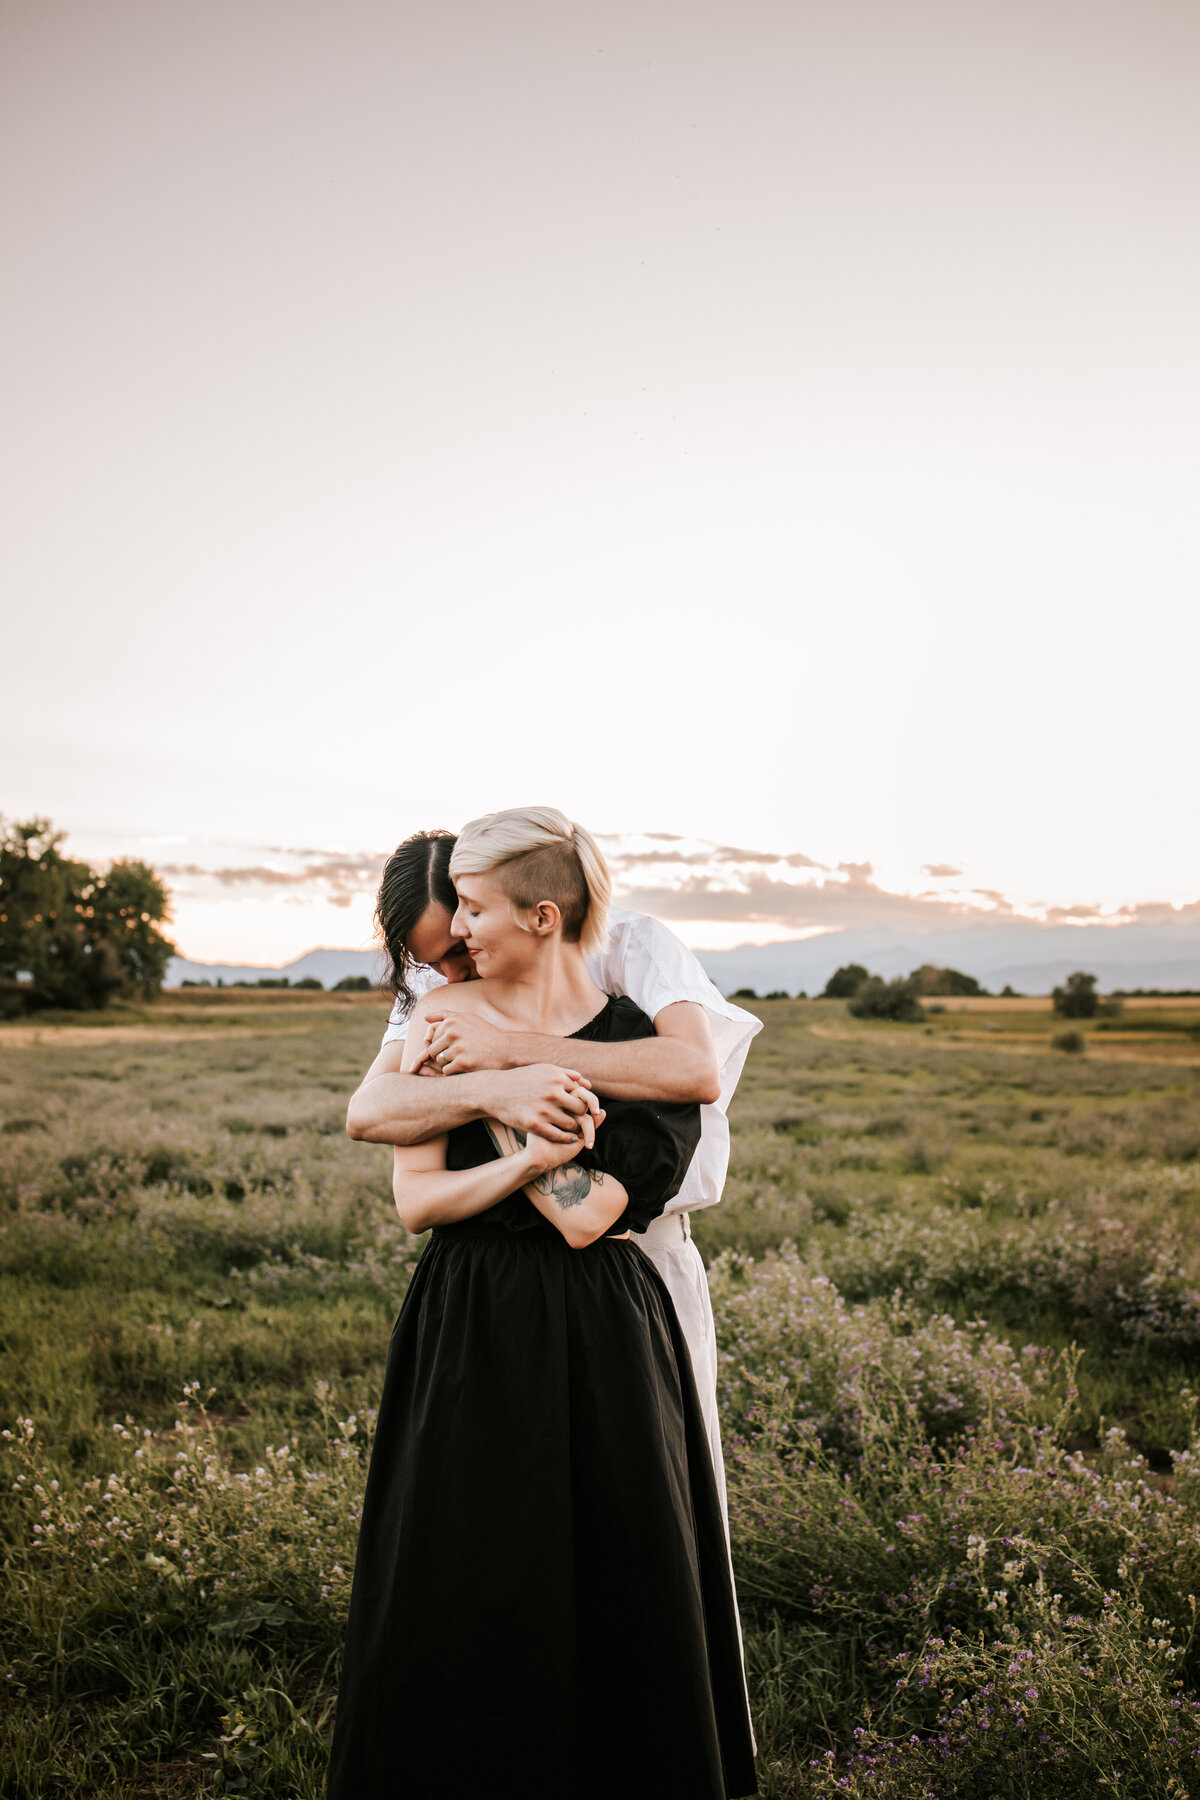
[{"x1": 449, "y1": 806, "x2": 611, "y2": 955}]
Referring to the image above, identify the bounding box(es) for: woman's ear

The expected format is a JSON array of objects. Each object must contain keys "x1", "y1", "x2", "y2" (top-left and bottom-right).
[{"x1": 528, "y1": 900, "x2": 562, "y2": 937}]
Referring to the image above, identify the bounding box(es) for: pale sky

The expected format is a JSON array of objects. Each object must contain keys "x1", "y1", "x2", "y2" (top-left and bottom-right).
[{"x1": 3, "y1": 0, "x2": 1198, "y2": 964}]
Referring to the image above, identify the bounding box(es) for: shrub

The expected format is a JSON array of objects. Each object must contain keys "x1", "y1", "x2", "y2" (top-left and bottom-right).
[
  {"x1": 823, "y1": 964, "x2": 870, "y2": 1000},
  {"x1": 710, "y1": 1248, "x2": 1032, "y2": 1456},
  {"x1": 730, "y1": 988, "x2": 759, "y2": 1000},
  {"x1": 910, "y1": 964, "x2": 987, "y2": 997},
  {"x1": 1053, "y1": 1028, "x2": 1087, "y2": 1054},
  {"x1": 716, "y1": 1247, "x2": 1200, "y2": 1792},
  {"x1": 1054, "y1": 971, "x2": 1099, "y2": 1019},
  {"x1": 332, "y1": 976, "x2": 372, "y2": 993},
  {"x1": 848, "y1": 976, "x2": 926, "y2": 1024},
  {"x1": 816, "y1": 1211, "x2": 1200, "y2": 1351}
]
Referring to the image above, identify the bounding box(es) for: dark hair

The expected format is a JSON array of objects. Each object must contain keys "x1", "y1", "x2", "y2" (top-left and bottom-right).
[{"x1": 375, "y1": 830, "x2": 458, "y2": 1006}]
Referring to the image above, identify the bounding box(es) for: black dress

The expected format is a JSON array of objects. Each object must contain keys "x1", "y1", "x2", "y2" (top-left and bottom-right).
[{"x1": 327, "y1": 996, "x2": 758, "y2": 1800}]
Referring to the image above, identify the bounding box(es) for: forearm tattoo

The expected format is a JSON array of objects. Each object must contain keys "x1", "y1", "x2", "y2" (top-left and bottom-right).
[
  {"x1": 483, "y1": 1121, "x2": 601, "y2": 1212},
  {"x1": 528, "y1": 1162, "x2": 592, "y2": 1209}
]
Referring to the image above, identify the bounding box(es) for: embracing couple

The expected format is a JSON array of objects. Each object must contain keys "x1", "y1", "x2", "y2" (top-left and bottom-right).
[{"x1": 328, "y1": 807, "x2": 761, "y2": 1800}]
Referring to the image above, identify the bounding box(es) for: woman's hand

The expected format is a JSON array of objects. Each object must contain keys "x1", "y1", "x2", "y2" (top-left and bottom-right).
[
  {"x1": 415, "y1": 1011, "x2": 512, "y2": 1075},
  {"x1": 520, "y1": 1126, "x2": 589, "y2": 1178}
]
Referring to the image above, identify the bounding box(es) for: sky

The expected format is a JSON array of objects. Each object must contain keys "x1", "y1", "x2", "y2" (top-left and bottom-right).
[{"x1": 3, "y1": 0, "x2": 1198, "y2": 965}]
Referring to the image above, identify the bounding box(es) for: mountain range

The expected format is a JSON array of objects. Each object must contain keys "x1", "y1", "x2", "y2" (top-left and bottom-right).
[{"x1": 166, "y1": 912, "x2": 1200, "y2": 997}]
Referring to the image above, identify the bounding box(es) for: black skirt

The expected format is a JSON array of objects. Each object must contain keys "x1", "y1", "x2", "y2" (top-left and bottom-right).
[{"x1": 327, "y1": 1222, "x2": 757, "y2": 1799}]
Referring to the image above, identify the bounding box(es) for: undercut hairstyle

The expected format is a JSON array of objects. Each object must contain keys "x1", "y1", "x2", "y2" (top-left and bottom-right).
[
  {"x1": 375, "y1": 829, "x2": 458, "y2": 1006},
  {"x1": 449, "y1": 807, "x2": 611, "y2": 956}
]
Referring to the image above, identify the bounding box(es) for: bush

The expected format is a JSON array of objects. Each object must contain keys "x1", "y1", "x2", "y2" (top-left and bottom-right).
[
  {"x1": 715, "y1": 1246, "x2": 1200, "y2": 1793},
  {"x1": 910, "y1": 964, "x2": 988, "y2": 997},
  {"x1": 1053, "y1": 1029, "x2": 1087, "y2": 1054},
  {"x1": 764, "y1": 990, "x2": 791, "y2": 1000},
  {"x1": 823, "y1": 963, "x2": 870, "y2": 1000},
  {"x1": 1054, "y1": 971, "x2": 1099, "y2": 1019},
  {"x1": 730, "y1": 988, "x2": 759, "y2": 1000},
  {"x1": 848, "y1": 976, "x2": 926, "y2": 1024},
  {"x1": 332, "y1": 976, "x2": 372, "y2": 993},
  {"x1": 293, "y1": 978, "x2": 324, "y2": 991},
  {"x1": 815, "y1": 1212, "x2": 1200, "y2": 1351}
]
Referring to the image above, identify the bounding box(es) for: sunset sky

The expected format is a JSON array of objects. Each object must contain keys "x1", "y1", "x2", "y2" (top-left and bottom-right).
[{"x1": 3, "y1": 0, "x2": 1198, "y2": 965}]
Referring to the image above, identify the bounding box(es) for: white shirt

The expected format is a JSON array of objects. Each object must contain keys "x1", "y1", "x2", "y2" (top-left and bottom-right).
[{"x1": 381, "y1": 908, "x2": 761, "y2": 1217}]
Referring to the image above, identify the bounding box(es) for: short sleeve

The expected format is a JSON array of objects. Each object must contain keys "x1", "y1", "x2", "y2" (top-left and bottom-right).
[
  {"x1": 587, "y1": 911, "x2": 762, "y2": 1111},
  {"x1": 380, "y1": 967, "x2": 449, "y2": 1046},
  {"x1": 576, "y1": 1096, "x2": 702, "y2": 1235}
]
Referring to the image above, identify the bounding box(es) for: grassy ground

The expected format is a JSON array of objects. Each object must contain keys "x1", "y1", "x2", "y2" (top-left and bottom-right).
[{"x1": 3, "y1": 992, "x2": 1200, "y2": 1796}]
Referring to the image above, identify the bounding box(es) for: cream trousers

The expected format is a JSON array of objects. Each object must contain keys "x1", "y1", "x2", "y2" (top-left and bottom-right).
[
  {"x1": 634, "y1": 1210, "x2": 753, "y2": 1740},
  {"x1": 632, "y1": 1211, "x2": 728, "y2": 1531}
]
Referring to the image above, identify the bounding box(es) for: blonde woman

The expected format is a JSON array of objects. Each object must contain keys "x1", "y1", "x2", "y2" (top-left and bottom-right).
[{"x1": 328, "y1": 808, "x2": 757, "y2": 1800}]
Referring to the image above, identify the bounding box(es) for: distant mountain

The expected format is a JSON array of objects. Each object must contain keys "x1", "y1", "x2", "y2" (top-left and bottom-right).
[
  {"x1": 166, "y1": 947, "x2": 384, "y2": 988},
  {"x1": 687, "y1": 925, "x2": 1200, "y2": 998},
  {"x1": 167, "y1": 915, "x2": 1200, "y2": 998}
]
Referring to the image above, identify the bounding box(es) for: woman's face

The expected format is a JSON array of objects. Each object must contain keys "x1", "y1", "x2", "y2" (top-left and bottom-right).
[
  {"x1": 451, "y1": 873, "x2": 539, "y2": 980},
  {"x1": 406, "y1": 903, "x2": 474, "y2": 983}
]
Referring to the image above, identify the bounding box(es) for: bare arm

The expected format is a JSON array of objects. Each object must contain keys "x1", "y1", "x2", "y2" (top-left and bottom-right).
[
  {"x1": 419, "y1": 1000, "x2": 722, "y2": 1105},
  {"x1": 388, "y1": 1014, "x2": 601, "y2": 1235},
  {"x1": 347, "y1": 1041, "x2": 604, "y2": 1147},
  {"x1": 391, "y1": 1130, "x2": 581, "y2": 1235},
  {"x1": 484, "y1": 1121, "x2": 629, "y2": 1249}
]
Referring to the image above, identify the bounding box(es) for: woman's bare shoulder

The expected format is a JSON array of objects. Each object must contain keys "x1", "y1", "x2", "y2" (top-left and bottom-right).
[{"x1": 410, "y1": 981, "x2": 489, "y2": 1020}]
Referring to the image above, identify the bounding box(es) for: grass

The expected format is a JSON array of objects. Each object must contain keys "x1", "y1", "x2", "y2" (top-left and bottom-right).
[{"x1": 3, "y1": 992, "x2": 1200, "y2": 1795}]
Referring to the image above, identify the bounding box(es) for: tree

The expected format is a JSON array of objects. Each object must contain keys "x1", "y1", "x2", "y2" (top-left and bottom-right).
[
  {"x1": 847, "y1": 975, "x2": 926, "y2": 1024},
  {"x1": 909, "y1": 963, "x2": 988, "y2": 997},
  {"x1": 293, "y1": 977, "x2": 324, "y2": 990},
  {"x1": 822, "y1": 963, "x2": 870, "y2": 999},
  {"x1": 0, "y1": 816, "x2": 175, "y2": 1011},
  {"x1": 333, "y1": 975, "x2": 372, "y2": 993},
  {"x1": 1052, "y1": 971, "x2": 1099, "y2": 1019},
  {"x1": 729, "y1": 987, "x2": 758, "y2": 1001}
]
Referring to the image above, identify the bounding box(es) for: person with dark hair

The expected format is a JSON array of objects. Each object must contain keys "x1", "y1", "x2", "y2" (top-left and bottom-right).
[
  {"x1": 349, "y1": 818, "x2": 761, "y2": 1534},
  {"x1": 373, "y1": 829, "x2": 468, "y2": 1011},
  {"x1": 329, "y1": 809, "x2": 757, "y2": 1800}
]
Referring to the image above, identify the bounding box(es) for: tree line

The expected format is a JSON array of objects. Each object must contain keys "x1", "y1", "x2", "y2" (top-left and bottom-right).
[
  {"x1": 1, "y1": 817, "x2": 381, "y2": 1014},
  {"x1": 730, "y1": 964, "x2": 1124, "y2": 1024}
]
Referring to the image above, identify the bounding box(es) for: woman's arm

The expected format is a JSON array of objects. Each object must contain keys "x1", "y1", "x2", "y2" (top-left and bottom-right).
[
  {"x1": 391, "y1": 1133, "x2": 551, "y2": 1235},
  {"x1": 485, "y1": 1121, "x2": 629, "y2": 1249},
  {"x1": 416, "y1": 1000, "x2": 721, "y2": 1104},
  {"x1": 348, "y1": 1041, "x2": 603, "y2": 1146},
  {"x1": 389, "y1": 994, "x2": 601, "y2": 1236}
]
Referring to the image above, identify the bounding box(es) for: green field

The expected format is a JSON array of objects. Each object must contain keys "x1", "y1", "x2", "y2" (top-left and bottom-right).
[{"x1": 4, "y1": 991, "x2": 1200, "y2": 1797}]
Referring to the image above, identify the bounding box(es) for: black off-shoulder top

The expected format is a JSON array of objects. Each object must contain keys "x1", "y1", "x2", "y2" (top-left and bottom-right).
[{"x1": 443, "y1": 994, "x2": 701, "y2": 1236}]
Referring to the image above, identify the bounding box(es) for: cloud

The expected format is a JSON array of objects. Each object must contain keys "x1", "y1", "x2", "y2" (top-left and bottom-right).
[
  {"x1": 615, "y1": 869, "x2": 1020, "y2": 936},
  {"x1": 154, "y1": 835, "x2": 1200, "y2": 947},
  {"x1": 160, "y1": 852, "x2": 386, "y2": 904}
]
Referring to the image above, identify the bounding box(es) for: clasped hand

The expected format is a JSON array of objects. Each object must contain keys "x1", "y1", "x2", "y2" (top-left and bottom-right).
[
  {"x1": 412, "y1": 1012, "x2": 603, "y2": 1148},
  {"x1": 414, "y1": 1011, "x2": 515, "y2": 1076}
]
